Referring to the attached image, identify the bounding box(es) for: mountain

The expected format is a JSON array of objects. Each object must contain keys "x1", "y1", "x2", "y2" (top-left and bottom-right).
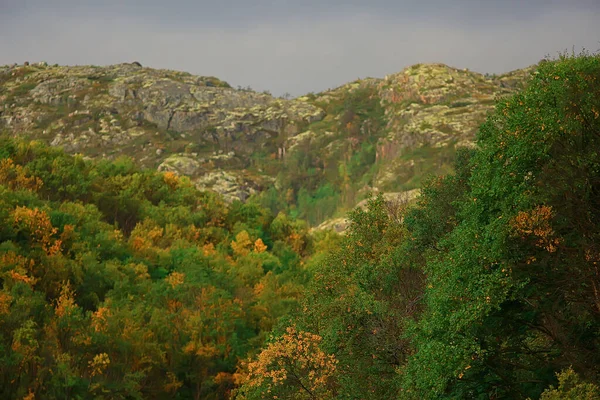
[{"x1": 0, "y1": 61, "x2": 533, "y2": 224}]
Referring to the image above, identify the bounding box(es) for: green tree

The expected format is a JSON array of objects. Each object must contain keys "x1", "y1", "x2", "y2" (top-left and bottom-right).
[{"x1": 402, "y1": 52, "x2": 600, "y2": 399}]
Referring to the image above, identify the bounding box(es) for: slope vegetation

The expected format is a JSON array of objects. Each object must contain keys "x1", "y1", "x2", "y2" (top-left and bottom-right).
[{"x1": 1, "y1": 61, "x2": 530, "y2": 224}]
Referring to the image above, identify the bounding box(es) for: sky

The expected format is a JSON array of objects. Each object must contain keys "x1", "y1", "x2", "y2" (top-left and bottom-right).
[{"x1": 1, "y1": 0, "x2": 599, "y2": 96}]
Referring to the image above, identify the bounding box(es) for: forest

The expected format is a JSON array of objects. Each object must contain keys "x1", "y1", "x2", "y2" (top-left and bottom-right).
[{"x1": 1, "y1": 53, "x2": 600, "y2": 399}]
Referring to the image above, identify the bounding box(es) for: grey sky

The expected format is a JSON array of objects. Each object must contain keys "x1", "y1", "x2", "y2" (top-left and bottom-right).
[{"x1": 1, "y1": 1, "x2": 599, "y2": 96}]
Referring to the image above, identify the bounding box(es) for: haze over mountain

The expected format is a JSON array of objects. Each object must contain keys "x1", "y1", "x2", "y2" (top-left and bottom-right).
[{"x1": 1, "y1": 0, "x2": 599, "y2": 96}]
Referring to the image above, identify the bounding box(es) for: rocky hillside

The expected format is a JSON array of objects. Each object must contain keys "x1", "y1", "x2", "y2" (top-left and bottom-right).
[{"x1": 0, "y1": 61, "x2": 534, "y2": 223}]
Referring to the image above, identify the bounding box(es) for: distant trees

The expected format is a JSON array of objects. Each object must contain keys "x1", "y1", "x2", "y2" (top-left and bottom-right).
[
  {"x1": 237, "y1": 194, "x2": 423, "y2": 399},
  {"x1": 252, "y1": 84, "x2": 387, "y2": 227}
]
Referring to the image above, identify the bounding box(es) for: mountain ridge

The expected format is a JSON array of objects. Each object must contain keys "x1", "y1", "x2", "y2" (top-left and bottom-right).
[{"x1": 0, "y1": 60, "x2": 535, "y2": 224}]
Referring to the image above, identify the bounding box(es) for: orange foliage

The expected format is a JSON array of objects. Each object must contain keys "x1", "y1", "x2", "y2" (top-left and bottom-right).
[
  {"x1": 110, "y1": 229, "x2": 124, "y2": 242},
  {"x1": 9, "y1": 270, "x2": 37, "y2": 286},
  {"x1": 163, "y1": 171, "x2": 180, "y2": 189},
  {"x1": 129, "y1": 220, "x2": 166, "y2": 254},
  {"x1": 215, "y1": 371, "x2": 233, "y2": 385},
  {"x1": 89, "y1": 353, "x2": 110, "y2": 377},
  {"x1": 511, "y1": 205, "x2": 562, "y2": 253},
  {"x1": 60, "y1": 224, "x2": 75, "y2": 242},
  {"x1": 166, "y1": 272, "x2": 185, "y2": 289},
  {"x1": 176, "y1": 286, "x2": 243, "y2": 364},
  {"x1": 164, "y1": 372, "x2": 183, "y2": 393},
  {"x1": 91, "y1": 306, "x2": 111, "y2": 333},
  {"x1": 288, "y1": 232, "x2": 305, "y2": 254},
  {"x1": 0, "y1": 158, "x2": 43, "y2": 192},
  {"x1": 55, "y1": 282, "x2": 77, "y2": 318},
  {"x1": 45, "y1": 239, "x2": 63, "y2": 257},
  {"x1": 195, "y1": 344, "x2": 219, "y2": 358},
  {"x1": 185, "y1": 224, "x2": 202, "y2": 242},
  {"x1": 203, "y1": 242, "x2": 216, "y2": 256},
  {"x1": 130, "y1": 263, "x2": 151, "y2": 281},
  {"x1": 1, "y1": 251, "x2": 34, "y2": 269},
  {"x1": 242, "y1": 326, "x2": 338, "y2": 396},
  {"x1": 12, "y1": 206, "x2": 62, "y2": 256},
  {"x1": 0, "y1": 292, "x2": 12, "y2": 315},
  {"x1": 22, "y1": 391, "x2": 35, "y2": 400},
  {"x1": 254, "y1": 238, "x2": 267, "y2": 253},
  {"x1": 2, "y1": 251, "x2": 36, "y2": 286},
  {"x1": 167, "y1": 299, "x2": 183, "y2": 313},
  {"x1": 131, "y1": 236, "x2": 147, "y2": 251},
  {"x1": 253, "y1": 282, "x2": 265, "y2": 297}
]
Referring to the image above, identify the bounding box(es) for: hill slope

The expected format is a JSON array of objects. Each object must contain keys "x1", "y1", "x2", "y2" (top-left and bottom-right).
[{"x1": 0, "y1": 61, "x2": 533, "y2": 223}]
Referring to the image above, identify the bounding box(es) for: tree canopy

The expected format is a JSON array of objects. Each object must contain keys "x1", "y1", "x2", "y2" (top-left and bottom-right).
[{"x1": 237, "y1": 52, "x2": 600, "y2": 399}]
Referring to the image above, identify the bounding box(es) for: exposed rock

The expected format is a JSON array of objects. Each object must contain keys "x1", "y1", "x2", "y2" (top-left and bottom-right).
[
  {"x1": 31, "y1": 78, "x2": 91, "y2": 105},
  {"x1": 158, "y1": 155, "x2": 201, "y2": 176},
  {"x1": 371, "y1": 64, "x2": 534, "y2": 190},
  {"x1": 0, "y1": 61, "x2": 533, "y2": 222},
  {"x1": 312, "y1": 217, "x2": 350, "y2": 234},
  {"x1": 194, "y1": 170, "x2": 260, "y2": 203},
  {"x1": 108, "y1": 80, "x2": 140, "y2": 102}
]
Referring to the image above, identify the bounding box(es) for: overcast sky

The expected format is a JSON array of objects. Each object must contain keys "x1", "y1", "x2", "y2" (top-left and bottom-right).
[{"x1": 1, "y1": 1, "x2": 599, "y2": 96}]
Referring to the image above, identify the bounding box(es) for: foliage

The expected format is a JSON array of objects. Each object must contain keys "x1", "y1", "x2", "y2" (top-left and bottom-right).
[
  {"x1": 254, "y1": 84, "x2": 388, "y2": 226},
  {"x1": 3, "y1": 52, "x2": 600, "y2": 400},
  {"x1": 239, "y1": 194, "x2": 424, "y2": 398},
  {"x1": 402, "y1": 51, "x2": 600, "y2": 399},
  {"x1": 538, "y1": 368, "x2": 600, "y2": 400},
  {"x1": 241, "y1": 51, "x2": 600, "y2": 400},
  {"x1": 236, "y1": 326, "x2": 338, "y2": 399},
  {"x1": 0, "y1": 139, "x2": 312, "y2": 399}
]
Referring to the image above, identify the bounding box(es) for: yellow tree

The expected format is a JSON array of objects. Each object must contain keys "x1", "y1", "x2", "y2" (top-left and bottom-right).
[
  {"x1": 238, "y1": 326, "x2": 338, "y2": 399},
  {"x1": 232, "y1": 230, "x2": 253, "y2": 257}
]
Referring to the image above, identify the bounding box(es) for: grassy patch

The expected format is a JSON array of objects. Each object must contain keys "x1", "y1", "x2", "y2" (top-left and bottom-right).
[
  {"x1": 437, "y1": 124, "x2": 455, "y2": 134},
  {"x1": 448, "y1": 100, "x2": 472, "y2": 108},
  {"x1": 0, "y1": 67, "x2": 36, "y2": 86},
  {"x1": 4, "y1": 81, "x2": 39, "y2": 103},
  {"x1": 419, "y1": 122, "x2": 433, "y2": 130},
  {"x1": 87, "y1": 75, "x2": 115, "y2": 84},
  {"x1": 308, "y1": 117, "x2": 335, "y2": 133},
  {"x1": 12, "y1": 82, "x2": 38, "y2": 96}
]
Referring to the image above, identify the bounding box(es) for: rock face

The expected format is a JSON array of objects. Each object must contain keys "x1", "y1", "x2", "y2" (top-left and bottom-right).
[
  {"x1": 0, "y1": 63, "x2": 324, "y2": 200},
  {"x1": 0, "y1": 61, "x2": 533, "y2": 208},
  {"x1": 373, "y1": 63, "x2": 532, "y2": 190}
]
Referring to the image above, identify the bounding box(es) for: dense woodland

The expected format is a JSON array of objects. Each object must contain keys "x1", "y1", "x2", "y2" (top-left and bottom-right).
[
  {"x1": 0, "y1": 137, "x2": 317, "y2": 398},
  {"x1": 1, "y1": 53, "x2": 600, "y2": 399}
]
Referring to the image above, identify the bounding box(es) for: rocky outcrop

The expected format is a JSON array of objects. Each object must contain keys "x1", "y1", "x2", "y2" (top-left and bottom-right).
[
  {"x1": 378, "y1": 64, "x2": 525, "y2": 151},
  {"x1": 0, "y1": 61, "x2": 532, "y2": 206},
  {"x1": 371, "y1": 64, "x2": 533, "y2": 190},
  {"x1": 0, "y1": 62, "x2": 328, "y2": 201},
  {"x1": 194, "y1": 170, "x2": 264, "y2": 203}
]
